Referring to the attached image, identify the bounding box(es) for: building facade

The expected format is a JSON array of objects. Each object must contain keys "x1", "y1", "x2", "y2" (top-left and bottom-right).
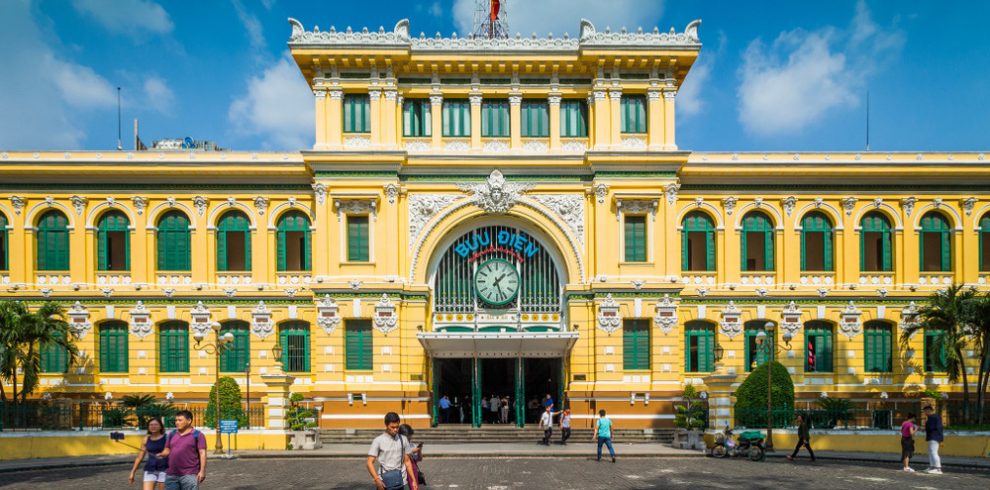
[{"x1": 2, "y1": 18, "x2": 989, "y2": 429}]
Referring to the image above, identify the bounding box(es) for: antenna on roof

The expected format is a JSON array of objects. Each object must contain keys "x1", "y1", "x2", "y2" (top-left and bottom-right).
[
  {"x1": 865, "y1": 90, "x2": 870, "y2": 151},
  {"x1": 473, "y1": 0, "x2": 508, "y2": 39},
  {"x1": 116, "y1": 87, "x2": 123, "y2": 151}
]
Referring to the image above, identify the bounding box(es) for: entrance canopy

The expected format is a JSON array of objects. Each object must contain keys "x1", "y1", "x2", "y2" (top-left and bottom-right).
[{"x1": 417, "y1": 331, "x2": 578, "y2": 359}]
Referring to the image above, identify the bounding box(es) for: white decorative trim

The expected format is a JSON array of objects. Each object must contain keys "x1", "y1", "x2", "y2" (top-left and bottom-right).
[
  {"x1": 593, "y1": 183, "x2": 608, "y2": 204},
  {"x1": 719, "y1": 301, "x2": 742, "y2": 338},
  {"x1": 408, "y1": 194, "x2": 462, "y2": 251},
  {"x1": 68, "y1": 302, "x2": 91, "y2": 339},
  {"x1": 131, "y1": 196, "x2": 148, "y2": 215},
  {"x1": 665, "y1": 182, "x2": 680, "y2": 206},
  {"x1": 653, "y1": 294, "x2": 677, "y2": 334},
  {"x1": 374, "y1": 294, "x2": 398, "y2": 334},
  {"x1": 900, "y1": 302, "x2": 920, "y2": 333},
  {"x1": 675, "y1": 201, "x2": 724, "y2": 228},
  {"x1": 316, "y1": 295, "x2": 341, "y2": 334},
  {"x1": 529, "y1": 194, "x2": 585, "y2": 247},
  {"x1": 129, "y1": 301, "x2": 153, "y2": 338},
  {"x1": 780, "y1": 301, "x2": 802, "y2": 336},
  {"x1": 839, "y1": 301, "x2": 862, "y2": 339},
  {"x1": 781, "y1": 196, "x2": 797, "y2": 217},
  {"x1": 482, "y1": 139, "x2": 510, "y2": 152},
  {"x1": 311, "y1": 183, "x2": 327, "y2": 205},
  {"x1": 192, "y1": 196, "x2": 209, "y2": 216},
  {"x1": 253, "y1": 196, "x2": 269, "y2": 216},
  {"x1": 267, "y1": 200, "x2": 315, "y2": 228},
  {"x1": 851, "y1": 200, "x2": 904, "y2": 230},
  {"x1": 207, "y1": 198, "x2": 257, "y2": 228},
  {"x1": 841, "y1": 197, "x2": 858, "y2": 216},
  {"x1": 721, "y1": 196, "x2": 737, "y2": 216},
  {"x1": 190, "y1": 301, "x2": 212, "y2": 337},
  {"x1": 597, "y1": 294, "x2": 621, "y2": 334},
  {"x1": 344, "y1": 136, "x2": 372, "y2": 148},
  {"x1": 10, "y1": 196, "x2": 26, "y2": 215},
  {"x1": 147, "y1": 201, "x2": 198, "y2": 228},
  {"x1": 901, "y1": 197, "x2": 917, "y2": 217},
  {"x1": 619, "y1": 137, "x2": 646, "y2": 149},
  {"x1": 70, "y1": 195, "x2": 88, "y2": 216},
  {"x1": 522, "y1": 140, "x2": 549, "y2": 152},
  {"x1": 961, "y1": 197, "x2": 977, "y2": 217},
  {"x1": 85, "y1": 199, "x2": 138, "y2": 228},
  {"x1": 457, "y1": 169, "x2": 531, "y2": 214},
  {"x1": 252, "y1": 301, "x2": 275, "y2": 339},
  {"x1": 384, "y1": 184, "x2": 400, "y2": 205},
  {"x1": 733, "y1": 200, "x2": 783, "y2": 230}
]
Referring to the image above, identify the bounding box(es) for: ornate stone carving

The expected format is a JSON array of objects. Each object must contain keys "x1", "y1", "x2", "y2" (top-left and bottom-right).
[
  {"x1": 813, "y1": 197, "x2": 824, "y2": 208},
  {"x1": 523, "y1": 140, "x2": 549, "y2": 152},
  {"x1": 165, "y1": 196, "x2": 177, "y2": 208},
  {"x1": 722, "y1": 196, "x2": 737, "y2": 216},
  {"x1": 69, "y1": 195, "x2": 88, "y2": 215},
  {"x1": 190, "y1": 301, "x2": 212, "y2": 336},
  {"x1": 429, "y1": 94, "x2": 443, "y2": 106},
  {"x1": 593, "y1": 183, "x2": 608, "y2": 204},
  {"x1": 384, "y1": 184, "x2": 399, "y2": 205},
  {"x1": 961, "y1": 197, "x2": 978, "y2": 216},
  {"x1": 665, "y1": 182, "x2": 680, "y2": 206},
  {"x1": 344, "y1": 136, "x2": 372, "y2": 148},
  {"x1": 312, "y1": 183, "x2": 327, "y2": 205},
  {"x1": 619, "y1": 137, "x2": 646, "y2": 149},
  {"x1": 529, "y1": 194, "x2": 585, "y2": 246},
  {"x1": 458, "y1": 170, "x2": 531, "y2": 214},
  {"x1": 131, "y1": 196, "x2": 148, "y2": 215},
  {"x1": 839, "y1": 301, "x2": 862, "y2": 339},
  {"x1": 841, "y1": 197, "x2": 858, "y2": 216},
  {"x1": 900, "y1": 302, "x2": 920, "y2": 332},
  {"x1": 405, "y1": 140, "x2": 431, "y2": 152},
  {"x1": 162, "y1": 288, "x2": 176, "y2": 298},
  {"x1": 482, "y1": 140, "x2": 510, "y2": 152},
  {"x1": 444, "y1": 140, "x2": 470, "y2": 152},
  {"x1": 10, "y1": 196, "x2": 25, "y2": 214},
  {"x1": 252, "y1": 301, "x2": 275, "y2": 339},
  {"x1": 316, "y1": 295, "x2": 342, "y2": 334},
  {"x1": 253, "y1": 196, "x2": 269, "y2": 215},
  {"x1": 616, "y1": 198, "x2": 658, "y2": 221},
  {"x1": 408, "y1": 194, "x2": 460, "y2": 250},
  {"x1": 334, "y1": 198, "x2": 376, "y2": 215},
  {"x1": 67, "y1": 302, "x2": 92, "y2": 339},
  {"x1": 129, "y1": 301, "x2": 153, "y2": 338},
  {"x1": 780, "y1": 301, "x2": 802, "y2": 336},
  {"x1": 653, "y1": 294, "x2": 678, "y2": 334},
  {"x1": 781, "y1": 196, "x2": 797, "y2": 217},
  {"x1": 720, "y1": 301, "x2": 743, "y2": 338},
  {"x1": 872, "y1": 197, "x2": 883, "y2": 208},
  {"x1": 597, "y1": 294, "x2": 621, "y2": 334},
  {"x1": 192, "y1": 196, "x2": 208, "y2": 216},
  {"x1": 374, "y1": 294, "x2": 398, "y2": 334}
]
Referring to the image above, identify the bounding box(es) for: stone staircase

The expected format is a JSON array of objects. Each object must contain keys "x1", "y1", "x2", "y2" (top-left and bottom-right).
[{"x1": 320, "y1": 425, "x2": 675, "y2": 444}]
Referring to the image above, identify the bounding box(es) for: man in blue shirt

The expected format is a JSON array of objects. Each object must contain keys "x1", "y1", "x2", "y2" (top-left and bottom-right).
[
  {"x1": 923, "y1": 405, "x2": 944, "y2": 474},
  {"x1": 438, "y1": 395, "x2": 451, "y2": 424},
  {"x1": 544, "y1": 394, "x2": 554, "y2": 410}
]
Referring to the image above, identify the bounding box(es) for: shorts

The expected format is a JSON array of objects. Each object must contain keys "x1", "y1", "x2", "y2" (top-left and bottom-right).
[
  {"x1": 144, "y1": 471, "x2": 167, "y2": 483},
  {"x1": 900, "y1": 437, "x2": 915, "y2": 459}
]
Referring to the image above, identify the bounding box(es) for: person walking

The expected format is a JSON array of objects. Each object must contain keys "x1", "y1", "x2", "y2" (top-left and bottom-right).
[
  {"x1": 156, "y1": 410, "x2": 207, "y2": 490},
  {"x1": 785, "y1": 414, "x2": 815, "y2": 462},
  {"x1": 367, "y1": 412, "x2": 419, "y2": 490},
  {"x1": 900, "y1": 413, "x2": 918, "y2": 472},
  {"x1": 923, "y1": 405, "x2": 944, "y2": 474},
  {"x1": 544, "y1": 393, "x2": 554, "y2": 410},
  {"x1": 438, "y1": 395, "x2": 451, "y2": 424},
  {"x1": 559, "y1": 409, "x2": 572, "y2": 445},
  {"x1": 500, "y1": 396, "x2": 510, "y2": 424},
  {"x1": 490, "y1": 394, "x2": 501, "y2": 424},
  {"x1": 539, "y1": 406, "x2": 555, "y2": 445},
  {"x1": 399, "y1": 424, "x2": 425, "y2": 489},
  {"x1": 128, "y1": 417, "x2": 168, "y2": 489},
  {"x1": 594, "y1": 409, "x2": 616, "y2": 463}
]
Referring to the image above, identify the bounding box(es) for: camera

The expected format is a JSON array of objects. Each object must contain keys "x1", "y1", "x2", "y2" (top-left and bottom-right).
[{"x1": 109, "y1": 431, "x2": 126, "y2": 441}]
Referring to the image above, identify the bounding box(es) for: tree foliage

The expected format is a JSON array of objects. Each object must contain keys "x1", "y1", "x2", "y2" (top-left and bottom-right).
[
  {"x1": 734, "y1": 360, "x2": 794, "y2": 411},
  {"x1": 204, "y1": 376, "x2": 246, "y2": 428},
  {"x1": 0, "y1": 301, "x2": 78, "y2": 405}
]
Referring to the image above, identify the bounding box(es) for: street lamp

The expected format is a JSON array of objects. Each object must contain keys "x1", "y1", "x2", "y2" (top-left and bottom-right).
[
  {"x1": 753, "y1": 321, "x2": 792, "y2": 451},
  {"x1": 194, "y1": 321, "x2": 235, "y2": 456}
]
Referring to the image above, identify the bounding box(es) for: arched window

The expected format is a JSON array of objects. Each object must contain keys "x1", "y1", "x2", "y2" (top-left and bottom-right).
[
  {"x1": 860, "y1": 212, "x2": 893, "y2": 272},
  {"x1": 99, "y1": 321, "x2": 129, "y2": 373},
  {"x1": 36, "y1": 210, "x2": 70, "y2": 271},
  {"x1": 744, "y1": 320, "x2": 773, "y2": 372},
  {"x1": 682, "y1": 211, "x2": 715, "y2": 271},
  {"x1": 741, "y1": 211, "x2": 774, "y2": 271},
  {"x1": 920, "y1": 212, "x2": 952, "y2": 272},
  {"x1": 280, "y1": 321, "x2": 310, "y2": 373},
  {"x1": 220, "y1": 321, "x2": 251, "y2": 373},
  {"x1": 0, "y1": 212, "x2": 8, "y2": 270},
  {"x1": 804, "y1": 321, "x2": 833, "y2": 373},
  {"x1": 684, "y1": 321, "x2": 716, "y2": 373},
  {"x1": 159, "y1": 321, "x2": 189, "y2": 373},
  {"x1": 801, "y1": 212, "x2": 834, "y2": 271},
  {"x1": 157, "y1": 211, "x2": 191, "y2": 271},
  {"x1": 217, "y1": 211, "x2": 251, "y2": 271},
  {"x1": 277, "y1": 211, "x2": 311, "y2": 271},
  {"x1": 924, "y1": 327, "x2": 948, "y2": 373},
  {"x1": 864, "y1": 320, "x2": 893, "y2": 373},
  {"x1": 981, "y1": 213, "x2": 990, "y2": 271},
  {"x1": 97, "y1": 211, "x2": 130, "y2": 271}
]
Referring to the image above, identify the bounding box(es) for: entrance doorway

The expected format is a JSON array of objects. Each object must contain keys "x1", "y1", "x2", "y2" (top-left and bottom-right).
[
  {"x1": 523, "y1": 358, "x2": 562, "y2": 423},
  {"x1": 435, "y1": 358, "x2": 471, "y2": 424}
]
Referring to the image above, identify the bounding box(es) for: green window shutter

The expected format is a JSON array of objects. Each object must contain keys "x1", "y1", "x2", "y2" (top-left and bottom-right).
[
  {"x1": 276, "y1": 211, "x2": 311, "y2": 271},
  {"x1": 347, "y1": 215, "x2": 370, "y2": 262},
  {"x1": 620, "y1": 95, "x2": 647, "y2": 133},
  {"x1": 681, "y1": 227, "x2": 689, "y2": 271},
  {"x1": 216, "y1": 223, "x2": 227, "y2": 271},
  {"x1": 823, "y1": 228, "x2": 834, "y2": 271},
  {"x1": 882, "y1": 228, "x2": 893, "y2": 271},
  {"x1": 97, "y1": 225, "x2": 108, "y2": 270},
  {"x1": 443, "y1": 100, "x2": 470, "y2": 137},
  {"x1": 940, "y1": 230, "x2": 951, "y2": 272},
  {"x1": 624, "y1": 215, "x2": 647, "y2": 262},
  {"x1": 280, "y1": 322, "x2": 310, "y2": 373},
  {"x1": 220, "y1": 322, "x2": 250, "y2": 372},
  {"x1": 622, "y1": 319, "x2": 650, "y2": 371},
  {"x1": 560, "y1": 100, "x2": 588, "y2": 137},
  {"x1": 702, "y1": 327, "x2": 714, "y2": 372},
  {"x1": 276, "y1": 227, "x2": 287, "y2": 271},
  {"x1": 800, "y1": 228, "x2": 807, "y2": 271},
  {"x1": 100, "y1": 322, "x2": 128, "y2": 373},
  {"x1": 41, "y1": 333, "x2": 68, "y2": 373},
  {"x1": 217, "y1": 211, "x2": 251, "y2": 271},
  {"x1": 343, "y1": 94, "x2": 370, "y2": 133},
  {"x1": 706, "y1": 229, "x2": 716, "y2": 271},
  {"x1": 0, "y1": 214, "x2": 7, "y2": 270},
  {"x1": 859, "y1": 227, "x2": 866, "y2": 271},
  {"x1": 521, "y1": 100, "x2": 549, "y2": 137},
  {"x1": 159, "y1": 322, "x2": 189, "y2": 373},
  {"x1": 766, "y1": 228, "x2": 775, "y2": 271},
  {"x1": 403, "y1": 99, "x2": 432, "y2": 137},
  {"x1": 97, "y1": 212, "x2": 130, "y2": 271},
  {"x1": 684, "y1": 323, "x2": 714, "y2": 372},
  {"x1": 157, "y1": 212, "x2": 191, "y2": 271},
  {"x1": 740, "y1": 218, "x2": 749, "y2": 271},
  {"x1": 482, "y1": 100, "x2": 509, "y2": 137},
  {"x1": 346, "y1": 320, "x2": 373, "y2": 370},
  {"x1": 864, "y1": 323, "x2": 892, "y2": 373}
]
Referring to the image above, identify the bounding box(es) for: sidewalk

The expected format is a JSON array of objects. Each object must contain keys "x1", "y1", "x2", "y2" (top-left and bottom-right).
[{"x1": 766, "y1": 449, "x2": 990, "y2": 470}]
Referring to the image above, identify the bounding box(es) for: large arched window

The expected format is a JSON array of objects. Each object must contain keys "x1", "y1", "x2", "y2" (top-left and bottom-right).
[
  {"x1": 804, "y1": 321, "x2": 833, "y2": 373},
  {"x1": 920, "y1": 212, "x2": 952, "y2": 272},
  {"x1": 801, "y1": 212, "x2": 834, "y2": 271},
  {"x1": 744, "y1": 320, "x2": 773, "y2": 372},
  {"x1": 217, "y1": 211, "x2": 251, "y2": 271},
  {"x1": 981, "y1": 213, "x2": 990, "y2": 272},
  {"x1": 159, "y1": 321, "x2": 189, "y2": 373},
  {"x1": 860, "y1": 212, "x2": 893, "y2": 272},
  {"x1": 280, "y1": 321, "x2": 311, "y2": 373},
  {"x1": 99, "y1": 321, "x2": 129, "y2": 373},
  {"x1": 219, "y1": 320, "x2": 250, "y2": 373},
  {"x1": 864, "y1": 320, "x2": 893, "y2": 373},
  {"x1": 276, "y1": 211, "x2": 311, "y2": 271},
  {"x1": 741, "y1": 211, "x2": 774, "y2": 271},
  {"x1": 0, "y1": 212, "x2": 8, "y2": 271},
  {"x1": 684, "y1": 321, "x2": 716, "y2": 373},
  {"x1": 97, "y1": 211, "x2": 130, "y2": 271},
  {"x1": 157, "y1": 211, "x2": 191, "y2": 271},
  {"x1": 682, "y1": 211, "x2": 715, "y2": 271},
  {"x1": 36, "y1": 210, "x2": 70, "y2": 271}
]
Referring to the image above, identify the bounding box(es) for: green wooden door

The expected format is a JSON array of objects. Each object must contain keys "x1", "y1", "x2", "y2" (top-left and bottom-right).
[
  {"x1": 159, "y1": 321, "x2": 189, "y2": 373},
  {"x1": 622, "y1": 319, "x2": 650, "y2": 370},
  {"x1": 99, "y1": 322, "x2": 129, "y2": 373},
  {"x1": 345, "y1": 320, "x2": 373, "y2": 370}
]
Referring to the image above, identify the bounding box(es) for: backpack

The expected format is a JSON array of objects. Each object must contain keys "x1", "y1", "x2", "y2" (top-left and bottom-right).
[{"x1": 167, "y1": 428, "x2": 201, "y2": 446}]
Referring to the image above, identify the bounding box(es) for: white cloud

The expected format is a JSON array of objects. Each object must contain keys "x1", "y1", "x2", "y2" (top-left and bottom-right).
[
  {"x1": 72, "y1": 0, "x2": 173, "y2": 37},
  {"x1": 429, "y1": 1, "x2": 443, "y2": 18},
  {"x1": 737, "y1": 0, "x2": 904, "y2": 136},
  {"x1": 143, "y1": 76, "x2": 175, "y2": 114},
  {"x1": 678, "y1": 32, "x2": 725, "y2": 118},
  {"x1": 0, "y1": 1, "x2": 118, "y2": 149},
  {"x1": 233, "y1": 0, "x2": 266, "y2": 53},
  {"x1": 453, "y1": 0, "x2": 664, "y2": 38},
  {"x1": 228, "y1": 54, "x2": 313, "y2": 150}
]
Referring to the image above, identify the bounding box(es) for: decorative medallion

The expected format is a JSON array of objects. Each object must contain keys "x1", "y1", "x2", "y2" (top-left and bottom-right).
[
  {"x1": 961, "y1": 197, "x2": 978, "y2": 216},
  {"x1": 190, "y1": 301, "x2": 212, "y2": 336},
  {"x1": 722, "y1": 196, "x2": 737, "y2": 216},
  {"x1": 529, "y1": 194, "x2": 585, "y2": 246},
  {"x1": 900, "y1": 302, "x2": 920, "y2": 333},
  {"x1": 9, "y1": 196, "x2": 25, "y2": 215},
  {"x1": 69, "y1": 195, "x2": 88, "y2": 215},
  {"x1": 384, "y1": 183, "x2": 400, "y2": 205},
  {"x1": 192, "y1": 196, "x2": 209, "y2": 216},
  {"x1": 841, "y1": 197, "x2": 858, "y2": 215},
  {"x1": 311, "y1": 183, "x2": 327, "y2": 205},
  {"x1": 719, "y1": 301, "x2": 742, "y2": 338},
  {"x1": 374, "y1": 294, "x2": 398, "y2": 334},
  {"x1": 129, "y1": 301, "x2": 153, "y2": 338},
  {"x1": 597, "y1": 294, "x2": 622, "y2": 334},
  {"x1": 653, "y1": 294, "x2": 678, "y2": 334},
  {"x1": 67, "y1": 301, "x2": 92, "y2": 339},
  {"x1": 316, "y1": 295, "x2": 341, "y2": 334},
  {"x1": 253, "y1": 196, "x2": 269, "y2": 215},
  {"x1": 901, "y1": 197, "x2": 917, "y2": 216},
  {"x1": 780, "y1": 301, "x2": 802, "y2": 336},
  {"x1": 593, "y1": 183, "x2": 608, "y2": 204},
  {"x1": 781, "y1": 196, "x2": 797, "y2": 217},
  {"x1": 132, "y1": 196, "x2": 148, "y2": 215},
  {"x1": 839, "y1": 301, "x2": 862, "y2": 339},
  {"x1": 252, "y1": 301, "x2": 274, "y2": 339},
  {"x1": 665, "y1": 182, "x2": 680, "y2": 206},
  {"x1": 458, "y1": 169, "x2": 531, "y2": 214}
]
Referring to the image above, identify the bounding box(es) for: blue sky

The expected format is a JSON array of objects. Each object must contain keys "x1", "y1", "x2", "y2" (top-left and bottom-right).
[{"x1": 1, "y1": 0, "x2": 987, "y2": 152}]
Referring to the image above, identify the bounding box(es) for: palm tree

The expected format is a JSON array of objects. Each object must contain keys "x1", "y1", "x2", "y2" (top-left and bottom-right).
[
  {"x1": 962, "y1": 292, "x2": 990, "y2": 424},
  {"x1": 0, "y1": 301, "x2": 78, "y2": 406},
  {"x1": 0, "y1": 301, "x2": 31, "y2": 405},
  {"x1": 901, "y1": 284, "x2": 976, "y2": 423}
]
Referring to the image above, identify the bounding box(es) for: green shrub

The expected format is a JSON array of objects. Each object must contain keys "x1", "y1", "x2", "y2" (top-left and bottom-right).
[
  {"x1": 674, "y1": 384, "x2": 708, "y2": 430},
  {"x1": 285, "y1": 393, "x2": 317, "y2": 431},
  {"x1": 734, "y1": 360, "x2": 794, "y2": 412},
  {"x1": 204, "y1": 376, "x2": 246, "y2": 428}
]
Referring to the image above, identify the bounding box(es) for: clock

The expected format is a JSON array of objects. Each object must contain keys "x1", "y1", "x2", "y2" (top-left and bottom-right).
[{"x1": 474, "y1": 258, "x2": 520, "y2": 306}]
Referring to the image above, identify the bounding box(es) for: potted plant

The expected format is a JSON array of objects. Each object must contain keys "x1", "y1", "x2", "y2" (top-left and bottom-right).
[
  {"x1": 285, "y1": 393, "x2": 321, "y2": 450},
  {"x1": 673, "y1": 384, "x2": 708, "y2": 449}
]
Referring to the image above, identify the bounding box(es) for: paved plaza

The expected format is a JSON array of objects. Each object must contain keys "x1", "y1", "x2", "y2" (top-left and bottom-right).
[{"x1": 1, "y1": 456, "x2": 987, "y2": 489}]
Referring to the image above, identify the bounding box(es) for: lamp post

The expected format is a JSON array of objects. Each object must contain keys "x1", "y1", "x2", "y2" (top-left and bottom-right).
[
  {"x1": 194, "y1": 321, "x2": 235, "y2": 456},
  {"x1": 753, "y1": 321, "x2": 792, "y2": 451}
]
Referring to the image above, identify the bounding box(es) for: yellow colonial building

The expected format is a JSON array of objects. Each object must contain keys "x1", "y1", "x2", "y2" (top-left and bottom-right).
[{"x1": 2, "y1": 17, "x2": 989, "y2": 430}]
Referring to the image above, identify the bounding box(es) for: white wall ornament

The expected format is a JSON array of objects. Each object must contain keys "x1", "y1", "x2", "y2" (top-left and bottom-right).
[
  {"x1": 839, "y1": 301, "x2": 862, "y2": 339},
  {"x1": 131, "y1": 196, "x2": 148, "y2": 215},
  {"x1": 316, "y1": 295, "x2": 341, "y2": 334},
  {"x1": 192, "y1": 196, "x2": 208, "y2": 216},
  {"x1": 616, "y1": 198, "x2": 658, "y2": 221},
  {"x1": 665, "y1": 182, "x2": 680, "y2": 206},
  {"x1": 653, "y1": 294, "x2": 678, "y2": 334},
  {"x1": 780, "y1": 301, "x2": 803, "y2": 336},
  {"x1": 68, "y1": 301, "x2": 91, "y2": 339},
  {"x1": 458, "y1": 169, "x2": 531, "y2": 214},
  {"x1": 253, "y1": 196, "x2": 269, "y2": 215},
  {"x1": 781, "y1": 196, "x2": 797, "y2": 217},
  {"x1": 597, "y1": 294, "x2": 621, "y2": 334},
  {"x1": 70, "y1": 195, "x2": 88, "y2": 215},
  {"x1": 408, "y1": 194, "x2": 461, "y2": 250},
  {"x1": 311, "y1": 183, "x2": 327, "y2": 205},
  {"x1": 901, "y1": 197, "x2": 917, "y2": 217},
  {"x1": 483, "y1": 140, "x2": 510, "y2": 152},
  {"x1": 129, "y1": 301, "x2": 153, "y2": 338},
  {"x1": 190, "y1": 301, "x2": 212, "y2": 336},
  {"x1": 374, "y1": 294, "x2": 398, "y2": 334},
  {"x1": 900, "y1": 302, "x2": 920, "y2": 333},
  {"x1": 841, "y1": 197, "x2": 858, "y2": 216},
  {"x1": 384, "y1": 184, "x2": 400, "y2": 205},
  {"x1": 334, "y1": 198, "x2": 376, "y2": 216},
  {"x1": 961, "y1": 197, "x2": 978, "y2": 216},
  {"x1": 722, "y1": 196, "x2": 737, "y2": 216},
  {"x1": 529, "y1": 194, "x2": 585, "y2": 246},
  {"x1": 719, "y1": 301, "x2": 742, "y2": 338},
  {"x1": 593, "y1": 183, "x2": 608, "y2": 204},
  {"x1": 252, "y1": 301, "x2": 275, "y2": 338},
  {"x1": 10, "y1": 196, "x2": 26, "y2": 214}
]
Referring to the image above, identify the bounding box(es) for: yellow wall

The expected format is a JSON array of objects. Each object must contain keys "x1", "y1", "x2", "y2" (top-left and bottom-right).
[{"x1": 0, "y1": 432, "x2": 290, "y2": 460}]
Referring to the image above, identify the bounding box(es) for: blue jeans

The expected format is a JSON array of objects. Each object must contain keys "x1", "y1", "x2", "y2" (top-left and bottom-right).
[
  {"x1": 597, "y1": 436, "x2": 615, "y2": 460},
  {"x1": 165, "y1": 474, "x2": 199, "y2": 490}
]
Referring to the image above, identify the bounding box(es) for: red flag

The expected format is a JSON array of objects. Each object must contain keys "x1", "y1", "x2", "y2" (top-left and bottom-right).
[{"x1": 491, "y1": 0, "x2": 500, "y2": 21}]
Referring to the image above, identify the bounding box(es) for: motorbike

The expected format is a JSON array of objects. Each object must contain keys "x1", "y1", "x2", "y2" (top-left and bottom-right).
[{"x1": 706, "y1": 428, "x2": 766, "y2": 461}]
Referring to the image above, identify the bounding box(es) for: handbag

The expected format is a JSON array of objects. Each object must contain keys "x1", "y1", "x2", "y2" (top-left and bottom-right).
[{"x1": 379, "y1": 436, "x2": 407, "y2": 490}]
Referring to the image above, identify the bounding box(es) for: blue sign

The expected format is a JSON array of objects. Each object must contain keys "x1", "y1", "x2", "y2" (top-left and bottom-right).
[
  {"x1": 219, "y1": 420, "x2": 239, "y2": 434},
  {"x1": 453, "y1": 228, "x2": 540, "y2": 260}
]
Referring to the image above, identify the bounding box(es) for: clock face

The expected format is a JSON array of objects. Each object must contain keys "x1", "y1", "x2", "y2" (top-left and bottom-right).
[{"x1": 474, "y1": 258, "x2": 520, "y2": 306}]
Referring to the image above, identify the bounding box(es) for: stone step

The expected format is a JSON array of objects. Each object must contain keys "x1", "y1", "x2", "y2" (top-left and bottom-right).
[{"x1": 319, "y1": 427, "x2": 675, "y2": 444}]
